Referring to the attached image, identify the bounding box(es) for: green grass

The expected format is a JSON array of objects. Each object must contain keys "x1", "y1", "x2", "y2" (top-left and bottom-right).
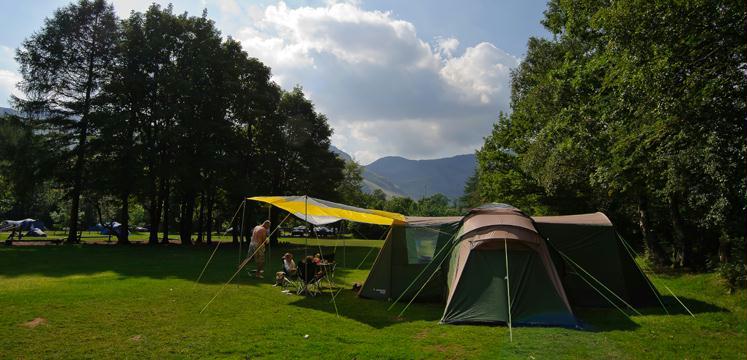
[{"x1": 0, "y1": 239, "x2": 745, "y2": 359}]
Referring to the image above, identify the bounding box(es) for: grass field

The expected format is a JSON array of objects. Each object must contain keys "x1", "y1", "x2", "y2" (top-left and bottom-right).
[{"x1": 0, "y1": 238, "x2": 745, "y2": 359}]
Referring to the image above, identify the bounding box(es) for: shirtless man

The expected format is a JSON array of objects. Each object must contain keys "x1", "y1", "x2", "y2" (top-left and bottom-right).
[{"x1": 248, "y1": 220, "x2": 270, "y2": 278}]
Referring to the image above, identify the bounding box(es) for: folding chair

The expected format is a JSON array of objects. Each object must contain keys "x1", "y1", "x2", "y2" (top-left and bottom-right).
[
  {"x1": 278, "y1": 258, "x2": 300, "y2": 291},
  {"x1": 296, "y1": 261, "x2": 322, "y2": 297}
]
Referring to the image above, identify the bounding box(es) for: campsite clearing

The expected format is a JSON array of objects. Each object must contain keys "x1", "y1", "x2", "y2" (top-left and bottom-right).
[{"x1": 0, "y1": 239, "x2": 745, "y2": 359}]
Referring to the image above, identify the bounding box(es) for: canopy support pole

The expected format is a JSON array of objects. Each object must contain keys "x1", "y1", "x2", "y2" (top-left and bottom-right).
[
  {"x1": 266, "y1": 205, "x2": 271, "y2": 270},
  {"x1": 313, "y1": 230, "x2": 339, "y2": 317},
  {"x1": 194, "y1": 199, "x2": 245, "y2": 286},
  {"x1": 504, "y1": 238, "x2": 513, "y2": 342},
  {"x1": 200, "y1": 214, "x2": 291, "y2": 314},
  {"x1": 238, "y1": 198, "x2": 246, "y2": 286}
]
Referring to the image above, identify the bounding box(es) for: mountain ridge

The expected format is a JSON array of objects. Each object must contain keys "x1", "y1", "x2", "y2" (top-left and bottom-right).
[{"x1": 330, "y1": 145, "x2": 476, "y2": 200}]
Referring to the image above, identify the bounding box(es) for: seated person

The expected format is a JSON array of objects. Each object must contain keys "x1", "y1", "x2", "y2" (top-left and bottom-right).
[
  {"x1": 283, "y1": 253, "x2": 297, "y2": 275},
  {"x1": 275, "y1": 253, "x2": 298, "y2": 286},
  {"x1": 312, "y1": 253, "x2": 322, "y2": 264},
  {"x1": 300, "y1": 255, "x2": 324, "y2": 280}
]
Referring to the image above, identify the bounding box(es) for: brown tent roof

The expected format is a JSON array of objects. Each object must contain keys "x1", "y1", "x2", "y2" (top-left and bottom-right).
[
  {"x1": 460, "y1": 206, "x2": 536, "y2": 236},
  {"x1": 404, "y1": 216, "x2": 462, "y2": 226},
  {"x1": 532, "y1": 212, "x2": 612, "y2": 226}
]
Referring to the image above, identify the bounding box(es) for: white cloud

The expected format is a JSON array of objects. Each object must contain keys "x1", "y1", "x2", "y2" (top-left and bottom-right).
[
  {"x1": 0, "y1": 45, "x2": 21, "y2": 107},
  {"x1": 440, "y1": 42, "x2": 516, "y2": 105},
  {"x1": 435, "y1": 36, "x2": 459, "y2": 58},
  {"x1": 230, "y1": 2, "x2": 519, "y2": 162},
  {"x1": 0, "y1": 69, "x2": 22, "y2": 107}
]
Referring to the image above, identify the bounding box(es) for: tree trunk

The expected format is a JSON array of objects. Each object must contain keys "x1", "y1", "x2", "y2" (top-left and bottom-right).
[
  {"x1": 196, "y1": 192, "x2": 205, "y2": 244},
  {"x1": 669, "y1": 195, "x2": 690, "y2": 268},
  {"x1": 148, "y1": 186, "x2": 160, "y2": 245},
  {"x1": 117, "y1": 117, "x2": 135, "y2": 245},
  {"x1": 66, "y1": 23, "x2": 102, "y2": 244},
  {"x1": 206, "y1": 192, "x2": 214, "y2": 244},
  {"x1": 148, "y1": 169, "x2": 161, "y2": 244},
  {"x1": 269, "y1": 206, "x2": 279, "y2": 247},
  {"x1": 637, "y1": 196, "x2": 667, "y2": 265},
  {"x1": 180, "y1": 194, "x2": 195, "y2": 245},
  {"x1": 161, "y1": 181, "x2": 170, "y2": 244},
  {"x1": 117, "y1": 191, "x2": 131, "y2": 245}
]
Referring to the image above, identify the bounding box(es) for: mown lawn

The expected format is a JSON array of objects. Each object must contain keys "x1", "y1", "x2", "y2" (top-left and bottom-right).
[{"x1": 0, "y1": 238, "x2": 745, "y2": 359}]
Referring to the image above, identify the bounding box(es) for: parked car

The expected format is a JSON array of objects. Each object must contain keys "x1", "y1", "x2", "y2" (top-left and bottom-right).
[
  {"x1": 313, "y1": 226, "x2": 334, "y2": 237},
  {"x1": 291, "y1": 226, "x2": 307, "y2": 237}
]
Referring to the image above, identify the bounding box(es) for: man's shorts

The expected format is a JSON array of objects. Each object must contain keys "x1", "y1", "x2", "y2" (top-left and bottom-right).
[{"x1": 248, "y1": 243, "x2": 265, "y2": 264}]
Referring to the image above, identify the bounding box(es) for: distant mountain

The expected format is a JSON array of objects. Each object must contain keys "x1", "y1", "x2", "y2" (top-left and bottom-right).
[
  {"x1": 365, "y1": 154, "x2": 476, "y2": 200},
  {"x1": 329, "y1": 145, "x2": 476, "y2": 200},
  {"x1": 329, "y1": 145, "x2": 353, "y2": 162},
  {"x1": 0, "y1": 107, "x2": 18, "y2": 116}
]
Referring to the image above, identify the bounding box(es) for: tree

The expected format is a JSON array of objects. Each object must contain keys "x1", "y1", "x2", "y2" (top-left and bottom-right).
[
  {"x1": 478, "y1": 0, "x2": 746, "y2": 270},
  {"x1": 336, "y1": 160, "x2": 367, "y2": 207},
  {"x1": 15, "y1": 0, "x2": 119, "y2": 243}
]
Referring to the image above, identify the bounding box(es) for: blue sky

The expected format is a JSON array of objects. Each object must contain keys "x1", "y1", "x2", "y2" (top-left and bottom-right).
[{"x1": 0, "y1": 0, "x2": 550, "y2": 163}]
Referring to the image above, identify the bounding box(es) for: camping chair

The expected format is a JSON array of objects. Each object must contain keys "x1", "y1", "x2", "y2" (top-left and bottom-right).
[
  {"x1": 278, "y1": 258, "x2": 300, "y2": 291},
  {"x1": 296, "y1": 261, "x2": 322, "y2": 297}
]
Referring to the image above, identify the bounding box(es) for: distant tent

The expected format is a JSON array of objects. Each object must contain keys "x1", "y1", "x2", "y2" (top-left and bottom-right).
[
  {"x1": 359, "y1": 203, "x2": 661, "y2": 326},
  {"x1": 0, "y1": 219, "x2": 47, "y2": 237},
  {"x1": 90, "y1": 222, "x2": 126, "y2": 236}
]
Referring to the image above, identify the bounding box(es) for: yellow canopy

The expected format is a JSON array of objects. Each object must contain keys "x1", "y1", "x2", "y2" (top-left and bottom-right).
[{"x1": 248, "y1": 195, "x2": 405, "y2": 226}]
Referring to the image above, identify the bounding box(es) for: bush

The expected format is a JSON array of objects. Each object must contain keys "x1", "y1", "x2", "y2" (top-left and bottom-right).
[{"x1": 718, "y1": 262, "x2": 747, "y2": 293}]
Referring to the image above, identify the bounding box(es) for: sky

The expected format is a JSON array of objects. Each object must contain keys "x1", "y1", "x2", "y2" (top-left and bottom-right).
[{"x1": 0, "y1": 0, "x2": 551, "y2": 164}]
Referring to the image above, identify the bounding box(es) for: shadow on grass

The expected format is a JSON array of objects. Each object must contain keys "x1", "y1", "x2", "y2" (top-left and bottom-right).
[
  {"x1": 0, "y1": 243, "x2": 379, "y2": 287},
  {"x1": 287, "y1": 288, "x2": 444, "y2": 329}
]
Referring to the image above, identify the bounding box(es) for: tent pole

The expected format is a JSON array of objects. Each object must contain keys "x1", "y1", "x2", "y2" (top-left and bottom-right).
[
  {"x1": 504, "y1": 238, "x2": 513, "y2": 342},
  {"x1": 396, "y1": 246, "x2": 451, "y2": 317},
  {"x1": 387, "y1": 229, "x2": 459, "y2": 311},
  {"x1": 238, "y1": 199, "x2": 246, "y2": 286},
  {"x1": 267, "y1": 205, "x2": 271, "y2": 269},
  {"x1": 304, "y1": 195, "x2": 308, "y2": 272},
  {"x1": 616, "y1": 232, "x2": 669, "y2": 314},
  {"x1": 200, "y1": 214, "x2": 291, "y2": 313},
  {"x1": 550, "y1": 241, "x2": 642, "y2": 316},
  {"x1": 664, "y1": 285, "x2": 695, "y2": 318},
  {"x1": 354, "y1": 226, "x2": 389, "y2": 269},
  {"x1": 194, "y1": 199, "x2": 245, "y2": 286},
  {"x1": 313, "y1": 230, "x2": 339, "y2": 317}
]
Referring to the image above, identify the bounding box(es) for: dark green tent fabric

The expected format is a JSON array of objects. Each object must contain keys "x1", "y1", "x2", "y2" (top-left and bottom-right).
[
  {"x1": 358, "y1": 221, "x2": 458, "y2": 301},
  {"x1": 533, "y1": 214, "x2": 661, "y2": 308},
  {"x1": 442, "y1": 246, "x2": 577, "y2": 326}
]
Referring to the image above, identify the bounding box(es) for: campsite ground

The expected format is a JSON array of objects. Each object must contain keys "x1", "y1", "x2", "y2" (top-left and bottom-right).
[{"x1": 0, "y1": 237, "x2": 745, "y2": 359}]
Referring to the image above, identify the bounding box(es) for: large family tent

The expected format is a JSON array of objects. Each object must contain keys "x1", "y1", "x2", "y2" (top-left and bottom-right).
[{"x1": 359, "y1": 203, "x2": 662, "y2": 326}]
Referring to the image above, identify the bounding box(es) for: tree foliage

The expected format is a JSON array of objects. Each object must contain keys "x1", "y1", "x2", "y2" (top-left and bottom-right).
[
  {"x1": 7, "y1": 1, "x2": 345, "y2": 245},
  {"x1": 476, "y1": 0, "x2": 746, "y2": 270}
]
